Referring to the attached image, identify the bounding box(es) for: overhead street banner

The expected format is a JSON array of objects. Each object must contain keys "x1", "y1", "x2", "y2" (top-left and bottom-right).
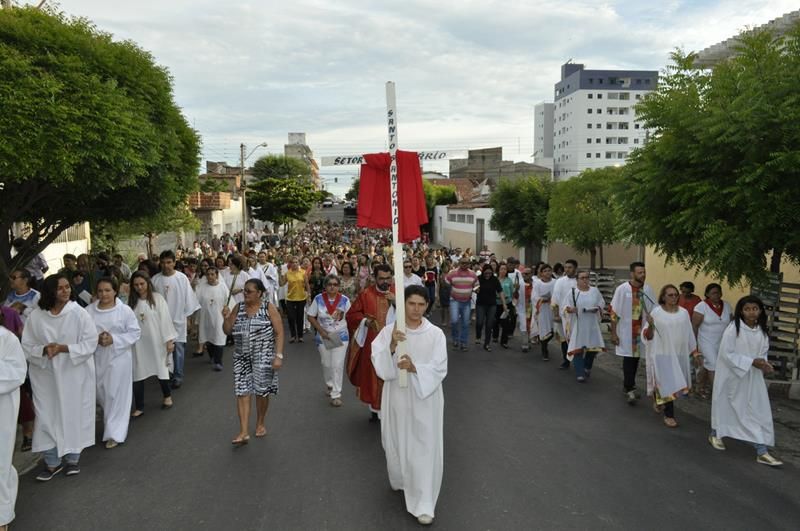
[{"x1": 320, "y1": 150, "x2": 463, "y2": 166}]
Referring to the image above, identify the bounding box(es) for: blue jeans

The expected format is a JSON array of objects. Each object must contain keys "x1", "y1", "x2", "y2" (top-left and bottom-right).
[
  {"x1": 173, "y1": 342, "x2": 186, "y2": 383},
  {"x1": 43, "y1": 448, "x2": 80, "y2": 468},
  {"x1": 573, "y1": 351, "x2": 597, "y2": 378},
  {"x1": 449, "y1": 299, "x2": 471, "y2": 345},
  {"x1": 709, "y1": 430, "x2": 768, "y2": 455}
]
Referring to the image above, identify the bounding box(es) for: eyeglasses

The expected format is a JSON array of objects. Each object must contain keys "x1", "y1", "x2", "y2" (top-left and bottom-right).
[
  {"x1": 404, "y1": 265, "x2": 412, "y2": 269},
  {"x1": 243, "y1": 289, "x2": 259, "y2": 294},
  {"x1": 327, "y1": 283, "x2": 340, "y2": 287}
]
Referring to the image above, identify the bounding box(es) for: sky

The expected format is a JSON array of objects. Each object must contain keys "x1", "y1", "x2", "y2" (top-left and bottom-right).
[{"x1": 33, "y1": 1, "x2": 800, "y2": 196}]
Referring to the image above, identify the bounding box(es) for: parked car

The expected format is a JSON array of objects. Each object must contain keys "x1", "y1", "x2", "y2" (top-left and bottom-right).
[{"x1": 322, "y1": 200, "x2": 333, "y2": 208}]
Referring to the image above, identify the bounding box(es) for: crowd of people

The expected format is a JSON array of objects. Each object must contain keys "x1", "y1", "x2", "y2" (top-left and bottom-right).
[{"x1": 0, "y1": 220, "x2": 785, "y2": 528}]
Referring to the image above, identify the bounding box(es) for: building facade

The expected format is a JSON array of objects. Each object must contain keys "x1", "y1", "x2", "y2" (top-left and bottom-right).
[
  {"x1": 552, "y1": 62, "x2": 658, "y2": 180},
  {"x1": 284, "y1": 132, "x2": 321, "y2": 190},
  {"x1": 533, "y1": 102, "x2": 554, "y2": 169}
]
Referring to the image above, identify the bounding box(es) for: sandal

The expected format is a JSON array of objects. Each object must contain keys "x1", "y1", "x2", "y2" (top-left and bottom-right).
[
  {"x1": 161, "y1": 398, "x2": 173, "y2": 410},
  {"x1": 663, "y1": 417, "x2": 678, "y2": 428},
  {"x1": 131, "y1": 410, "x2": 144, "y2": 418},
  {"x1": 652, "y1": 402, "x2": 664, "y2": 414},
  {"x1": 231, "y1": 435, "x2": 250, "y2": 447},
  {"x1": 255, "y1": 426, "x2": 267, "y2": 438}
]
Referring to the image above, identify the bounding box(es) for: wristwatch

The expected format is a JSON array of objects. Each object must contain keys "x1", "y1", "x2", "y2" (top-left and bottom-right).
[{"x1": 276, "y1": 353, "x2": 284, "y2": 360}]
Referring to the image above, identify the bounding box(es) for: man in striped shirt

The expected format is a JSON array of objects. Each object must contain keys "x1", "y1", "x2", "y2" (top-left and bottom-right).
[{"x1": 445, "y1": 258, "x2": 478, "y2": 351}]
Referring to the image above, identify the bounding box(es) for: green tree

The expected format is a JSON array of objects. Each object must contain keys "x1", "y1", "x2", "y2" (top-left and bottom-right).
[
  {"x1": 422, "y1": 179, "x2": 457, "y2": 219},
  {"x1": 0, "y1": 8, "x2": 200, "y2": 289},
  {"x1": 616, "y1": 26, "x2": 800, "y2": 286},
  {"x1": 489, "y1": 176, "x2": 552, "y2": 248},
  {"x1": 248, "y1": 154, "x2": 319, "y2": 224},
  {"x1": 345, "y1": 177, "x2": 359, "y2": 201},
  {"x1": 548, "y1": 167, "x2": 624, "y2": 269}
]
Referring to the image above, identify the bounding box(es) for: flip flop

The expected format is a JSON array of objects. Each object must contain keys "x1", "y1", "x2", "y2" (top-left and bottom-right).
[
  {"x1": 232, "y1": 435, "x2": 250, "y2": 447},
  {"x1": 255, "y1": 427, "x2": 267, "y2": 438}
]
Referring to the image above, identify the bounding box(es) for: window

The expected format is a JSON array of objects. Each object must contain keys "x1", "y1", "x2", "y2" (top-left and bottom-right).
[
  {"x1": 597, "y1": 123, "x2": 601, "y2": 128},
  {"x1": 597, "y1": 94, "x2": 603, "y2": 99},
  {"x1": 619, "y1": 93, "x2": 630, "y2": 100},
  {"x1": 587, "y1": 138, "x2": 592, "y2": 144},
  {"x1": 634, "y1": 123, "x2": 640, "y2": 129},
  {"x1": 635, "y1": 94, "x2": 642, "y2": 100},
  {"x1": 456, "y1": 214, "x2": 466, "y2": 223},
  {"x1": 608, "y1": 92, "x2": 619, "y2": 100},
  {"x1": 618, "y1": 137, "x2": 628, "y2": 144},
  {"x1": 587, "y1": 123, "x2": 592, "y2": 129},
  {"x1": 586, "y1": 153, "x2": 592, "y2": 158},
  {"x1": 617, "y1": 152, "x2": 625, "y2": 159},
  {"x1": 599, "y1": 79, "x2": 603, "y2": 84},
  {"x1": 634, "y1": 138, "x2": 639, "y2": 144},
  {"x1": 588, "y1": 94, "x2": 593, "y2": 99},
  {"x1": 605, "y1": 152, "x2": 613, "y2": 159},
  {"x1": 597, "y1": 108, "x2": 602, "y2": 114},
  {"x1": 607, "y1": 123, "x2": 613, "y2": 130},
  {"x1": 467, "y1": 215, "x2": 474, "y2": 224},
  {"x1": 448, "y1": 213, "x2": 456, "y2": 222},
  {"x1": 587, "y1": 108, "x2": 593, "y2": 114},
  {"x1": 636, "y1": 79, "x2": 642, "y2": 84},
  {"x1": 595, "y1": 153, "x2": 601, "y2": 158},
  {"x1": 645, "y1": 79, "x2": 651, "y2": 84},
  {"x1": 596, "y1": 138, "x2": 601, "y2": 143}
]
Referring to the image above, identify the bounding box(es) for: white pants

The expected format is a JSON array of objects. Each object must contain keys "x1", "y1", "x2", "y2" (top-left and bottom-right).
[{"x1": 318, "y1": 344, "x2": 347, "y2": 399}]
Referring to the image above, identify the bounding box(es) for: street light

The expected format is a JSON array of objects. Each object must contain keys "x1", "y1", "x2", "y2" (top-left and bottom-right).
[{"x1": 240, "y1": 142, "x2": 268, "y2": 252}]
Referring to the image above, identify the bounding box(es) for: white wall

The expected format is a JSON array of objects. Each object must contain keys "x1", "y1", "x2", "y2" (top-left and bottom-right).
[{"x1": 432, "y1": 205, "x2": 523, "y2": 260}]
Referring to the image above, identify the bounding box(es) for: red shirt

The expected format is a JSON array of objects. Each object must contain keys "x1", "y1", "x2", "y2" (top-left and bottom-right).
[{"x1": 679, "y1": 294, "x2": 702, "y2": 317}]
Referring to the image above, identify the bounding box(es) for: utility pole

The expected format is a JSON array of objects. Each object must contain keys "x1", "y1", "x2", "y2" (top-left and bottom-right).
[{"x1": 240, "y1": 143, "x2": 247, "y2": 253}]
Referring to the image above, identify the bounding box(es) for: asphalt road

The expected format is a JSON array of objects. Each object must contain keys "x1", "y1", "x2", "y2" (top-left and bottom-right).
[{"x1": 13, "y1": 316, "x2": 800, "y2": 530}]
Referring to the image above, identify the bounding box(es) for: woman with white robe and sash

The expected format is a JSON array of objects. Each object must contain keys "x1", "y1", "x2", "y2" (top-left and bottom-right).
[
  {"x1": 0, "y1": 327, "x2": 27, "y2": 528},
  {"x1": 371, "y1": 285, "x2": 447, "y2": 526},
  {"x1": 531, "y1": 263, "x2": 555, "y2": 361},
  {"x1": 562, "y1": 271, "x2": 606, "y2": 383},
  {"x1": 129, "y1": 271, "x2": 177, "y2": 416},
  {"x1": 709, "y1": 295, "x2": 783, "y2": 466},
  {"x1": 195, "y1": 267, "x2": 229, "y2": 371},
  {"x1": 641, "y1": 284, "x2": 700, "y2": 428},
  {"x1": 87, "y1": 278, "x2": 141, "y2": 448},
  {"x1": 22, "y1": 274, "x2": 98, "y2": 481}
]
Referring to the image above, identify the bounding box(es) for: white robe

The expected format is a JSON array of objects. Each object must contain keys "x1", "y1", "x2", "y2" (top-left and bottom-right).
[
  {"x1": 131, "y1": 294, "x2": 178, "y2": 381},
  {"x1": 0, "y1": 329, "x2": 26, "y2": 526},
  {"x1": 372, "y1": 319, "x2": 447, "y2": 519},
  {"x1": 220, "y1": 269, "x2": 251, "y2": 305},
  {"x1": 609, "y1": 282, "x2": 656, "y2": 358},
  {"x1": 261, "y1": 262, "x2": 279, "y2": 305},
  {"x1": 711, "y1": 322, "x2": 774, "y2": 446},
  {"x1": 152, "y1": 271, "x2": 201, "y2": 343},
  {"x1": 694, "y1": 300, "x2": 733, "y2": 371},
  {"x1": 551, "y1": 275, "x2": 577, "y2": 341},
  {"x1": 530, "y1": 278, "x2": 554, "y2": 340},
  {"x1": 21, "y1": 301, "x2": 97, "y2": 456},
  {"x1": 195, "y1": 281, "x2": 229, "y2": 346},
  {"x1": 510, "y1": 269, "x2": 527, "y2": 333},
  {"x1": 642, "y1": 306, "x2": 696, "y2": 400},
  {"x1": 87, "y1": 299, "x2": 141, "y2": 443},
  {"x1": 563, "y1": 286, "x2": 606, "y2": 357}
]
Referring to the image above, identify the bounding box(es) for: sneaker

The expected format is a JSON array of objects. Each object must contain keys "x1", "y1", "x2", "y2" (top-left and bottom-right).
[
  {"x1": 542, "y1": 353, "x2": 550, "y2": 361},
  {"x1": 708, "y1": 435, "x2": 726, "y2": 451},
  {"x1": 521, "y1": 345, "x2": 529, "y2": 353},
  {"x1": 626, "y1": 390, "x2": 637, "y2": 405},
  {"x1": 559, "y1": 361, "x2": 570, "y2": 370},
  {"x1": 584, "y1": 369, "x2": 591, "y2": 379},
  {"x1": 757, "y1": 453, "x2": 783, "y2": 467},
  {"x1": 475, "y1": 338, "x2": 481, "y2": 344},
  {"x1": 171, "y1": 380, "x2": 182, "y2": 389},
  {"x1": 330, "y1": 398, "x2": 343, "y2": 407},
  {"x1": 64, "y1": 463, "x2": 81, "y2": 476},
  {"x1": 460, "y1": 343, "x2": 468, "y2": 351},
  {"x1": 483, "y1": 345, "x2": 491, "y2": 352},
  {"x1": 36, "y1": 464, "x2": 63, "y2": 482},
  {"x1": 417, "y1": 514, "x2": 434, "y2": 525},
  {"x1": 212, "y1": 363, "x2": 223, "y2": 372},
  {"x1": 577, "y1": 376, "x2": 586, "y2": 383}
]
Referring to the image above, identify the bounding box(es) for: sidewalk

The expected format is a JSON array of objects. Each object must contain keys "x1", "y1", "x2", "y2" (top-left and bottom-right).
[{"x1": 590, "y1": 350, "x2": 800, "y2": 467}]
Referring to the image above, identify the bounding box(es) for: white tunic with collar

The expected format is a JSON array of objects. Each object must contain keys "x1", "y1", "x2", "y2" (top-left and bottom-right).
[{"x1": 0, "y1": 329, "x2": 27, "y2": 526}]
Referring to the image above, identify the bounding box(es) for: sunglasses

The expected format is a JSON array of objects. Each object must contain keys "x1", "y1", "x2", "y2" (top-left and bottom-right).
[{"x1": 327, "y1": 283, "x2": 340, "y2": 287}]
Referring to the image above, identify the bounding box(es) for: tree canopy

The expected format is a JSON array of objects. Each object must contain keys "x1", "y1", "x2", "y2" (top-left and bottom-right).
[
  {"x1": 345, "y1": 177, "x2": 359, "y2": 201},
  {"x1": 616, "y1": 26, "x2": 800, "y2": 285},
  {"x1": 248, "y1": 154, "x2": 319, "y2": 224},
  {"x1": 0, "y1": 8, "x2": 200, "y2": 279},
  {"x1": 422, "y1": 180, "x2": 457, "y2": 218},
  {"x1": 548, "y1": 167, "x2": 623, "y2": 269},
  {"x1": 489, "y1": 176, "x2": 552, "y2": 248}
]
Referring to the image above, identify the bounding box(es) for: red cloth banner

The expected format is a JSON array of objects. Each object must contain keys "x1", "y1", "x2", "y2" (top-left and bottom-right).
[{"x1": 356, "y1": 150, "x2": 428, "y2": 243}]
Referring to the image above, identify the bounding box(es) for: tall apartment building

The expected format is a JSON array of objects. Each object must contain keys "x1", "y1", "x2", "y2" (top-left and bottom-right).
[
  {"x1": 533, "y1": 102, "x2": 554, "y2": 169},
  {"x1": 284, "y1": 132, "x2": 321, "y2": 190},
  {"x1": 551, "y1": 62, "x2": 658, "y2": 180}
]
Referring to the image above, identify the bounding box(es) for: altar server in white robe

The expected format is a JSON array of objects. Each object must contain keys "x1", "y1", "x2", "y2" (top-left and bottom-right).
[
  {"x1": 152, "y1": 250, "x2": 200, "y2": 388},
  {"x1": 531, "y1": 264, "x2": 555, "y2": 361},
  {"x1": 562, "y1": 271, "x2": 606, "y2": 383},
  {"x1": 87, "y1": 278, "x2": 141, "y2": 448},
  {"x1": 609, "y1": 262, "x2": 655, "y2": 405},
  {"x1": 371, "y1": 285, "x2": 447, "y2": 526},
  {"x1": 641, "y1": 285, "x2": 701, "y2": 428},
  {"x1": 551, "y1": 259, "x2": 578, "y2": 369},
  {"x1": 0, "y1": 328, "x2": 27, "y2": 526},
  {"x1": 21, "y1": 274, "x2": 98, "y2": 480},
  {"x1": 130, "y1": 272, "x2": 177, "y2": 416},
  {"x1": 195, "y1": 267, "x2": 230, "y2": 371},
  {"x1": 709, "y1": 296, "x2": 783, "y2": 466}
]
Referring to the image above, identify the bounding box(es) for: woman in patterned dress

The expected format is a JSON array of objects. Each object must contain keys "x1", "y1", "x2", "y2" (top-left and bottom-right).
[{"x1": 222, "y1": 279, "x2": 284, "y2": 446}]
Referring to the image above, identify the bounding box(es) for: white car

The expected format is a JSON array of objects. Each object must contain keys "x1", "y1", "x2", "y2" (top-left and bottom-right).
[{"x1": 322, "y1": 200, "x2": 333, "y2": 208}]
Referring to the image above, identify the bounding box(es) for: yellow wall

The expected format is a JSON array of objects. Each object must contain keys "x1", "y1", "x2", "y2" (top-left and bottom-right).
[
  {"x1": 546, "y1": 242, "x2": 641, "y2": 270},
  {"x1": 442, "y1": 228, "x2": 518, "y2": 261},
  {"x1": 644, "y1": 248, "x2": 800, "y2": 303}
]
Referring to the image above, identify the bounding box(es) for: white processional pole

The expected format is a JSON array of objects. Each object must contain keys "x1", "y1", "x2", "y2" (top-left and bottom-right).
[{"x1": 386, "y1": 81, "x2": 408, "y2": 388}]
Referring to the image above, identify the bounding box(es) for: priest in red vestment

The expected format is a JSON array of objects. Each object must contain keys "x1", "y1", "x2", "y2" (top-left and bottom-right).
[{"x1": 346, "y1": 264, "x2": 395, "y2": 420}]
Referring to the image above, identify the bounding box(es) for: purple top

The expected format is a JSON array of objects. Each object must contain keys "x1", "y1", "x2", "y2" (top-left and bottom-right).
[{"x1": 0, "y1": 306, "x2": 23, "y2": 337}]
